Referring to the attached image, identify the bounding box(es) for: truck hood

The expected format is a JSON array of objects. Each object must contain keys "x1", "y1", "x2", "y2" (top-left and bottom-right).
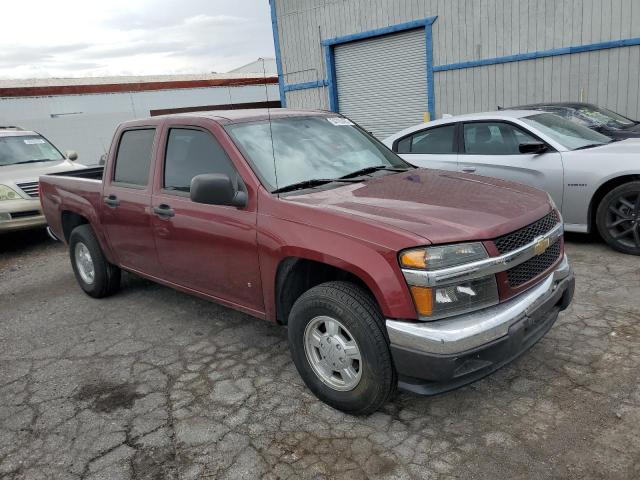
[
  {"x1": 0, "y1": 159, "x2": 85, "y2": 184},
  {"x1": 285, "y1": 169, "x2": 553, "y2": 245}
]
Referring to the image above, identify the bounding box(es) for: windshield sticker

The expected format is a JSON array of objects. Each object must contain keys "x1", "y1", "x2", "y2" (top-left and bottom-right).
[
  {"x1": 327, "y1": 117, "x2": 354, "y2": 126},
  {"x1": 24, "y1": 139, "x2": 45, "y2": 145}
]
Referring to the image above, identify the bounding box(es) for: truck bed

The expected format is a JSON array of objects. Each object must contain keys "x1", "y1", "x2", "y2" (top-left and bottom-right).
[
  {"x1": 39, "y1": 167, "x2": 105, "y2": 243},
  {"x1": 48, "y1": 166, "x2": 104, "y2": 180}
]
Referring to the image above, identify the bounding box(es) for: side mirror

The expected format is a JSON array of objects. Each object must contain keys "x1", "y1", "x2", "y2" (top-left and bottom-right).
[
  {"x1": 190, "y1": 173, "x2": 247, "y2": 207},
  {"x1": 66, "y1": 150, "x2": 78, "y2": 161},
  {"x1": 519, "y1": 142, "x2": 548, "y2": 155}
]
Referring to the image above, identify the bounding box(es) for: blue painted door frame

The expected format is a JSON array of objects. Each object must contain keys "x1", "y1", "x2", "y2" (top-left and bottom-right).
[{"x1": 321, "y1": 17, "x2": 438, "y2": 118}]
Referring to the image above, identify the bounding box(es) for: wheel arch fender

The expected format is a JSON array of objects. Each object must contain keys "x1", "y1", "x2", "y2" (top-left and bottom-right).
[{"x1": 588, "y1": 173, "x2": 640, "y2": 231}]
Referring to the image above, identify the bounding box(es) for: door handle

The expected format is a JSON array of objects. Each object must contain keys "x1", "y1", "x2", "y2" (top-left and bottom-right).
[
  {"x1": 461, "y1": 167, "x2": 476, "y2": 173},
  {"x1": 104, "y1": 194, "x2": 120, "y2": 208},
  {"x1": 153, "y1": 204, "x2": 175, "y2": 218}
]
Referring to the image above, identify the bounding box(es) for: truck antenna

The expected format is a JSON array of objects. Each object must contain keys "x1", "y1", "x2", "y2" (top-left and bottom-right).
[{"x1": 260, "y1": 57, "x2": 280, "y2": 194}]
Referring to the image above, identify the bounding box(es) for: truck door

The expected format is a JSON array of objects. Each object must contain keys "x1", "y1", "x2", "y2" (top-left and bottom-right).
[
  {"x1": 457, "y1": 121, "x2": 564, "y2": 210},
  {"x1": 101, "y1": 127, "x2": 161, "y2": 275},
  {"x1": 150, "y1": 124, "x2": 264, "y2": 314}
]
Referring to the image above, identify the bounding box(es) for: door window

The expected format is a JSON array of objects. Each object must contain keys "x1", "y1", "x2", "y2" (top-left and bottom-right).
[
  {"x1": 113, "y1": 129, "x2": 155, "y2": 186},
  {"x1": 463, "y1": 122, "x2": 538, "y2": 155},
  {"x1": 164, "y1": 128, "x2": 237, "y2": 193},
  {"x1": 396, "y1": 125, "x2": 456, "y2": 154}
]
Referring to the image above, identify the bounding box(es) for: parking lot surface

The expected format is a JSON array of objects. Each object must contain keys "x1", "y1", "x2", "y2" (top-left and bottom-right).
[{"x1": 1, "y1": 231, "x2": 639, "y2": 480}]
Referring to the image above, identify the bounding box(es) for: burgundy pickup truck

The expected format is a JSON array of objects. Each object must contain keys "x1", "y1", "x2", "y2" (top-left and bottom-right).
[{"x1": 40, "y1": 109, "x2": 574, "y2": 414}]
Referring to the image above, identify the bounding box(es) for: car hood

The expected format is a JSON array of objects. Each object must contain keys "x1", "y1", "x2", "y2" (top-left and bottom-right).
[
  {"x1": 585, "y1": 138, "x2": 640, "y2": 153},
  {"x1": 285, "y1": 169, "x2": 553, "y2": 245},
  {"x1": 0, "y1": 159, "x2": 84, "y2": 184}
]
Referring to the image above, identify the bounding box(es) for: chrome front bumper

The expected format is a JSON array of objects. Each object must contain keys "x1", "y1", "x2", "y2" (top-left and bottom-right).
[{"x1": 387, "y1": 254, "x2": 572, "y2": 356}]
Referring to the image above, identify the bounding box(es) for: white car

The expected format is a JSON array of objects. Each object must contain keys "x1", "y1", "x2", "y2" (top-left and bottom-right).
[
  {"x1": 0, "y1": 127, "x2": 83, "y2": 233},
  {"x1": 384, "y1": 110, "x2": 640, "y2": 255}
]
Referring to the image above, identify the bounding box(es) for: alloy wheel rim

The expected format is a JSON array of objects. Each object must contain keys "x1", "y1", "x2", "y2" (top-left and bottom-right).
[
  {"x1": 606, "y1": 191, "x2": 640, "y2": 249},
  {"x1": 303, "y1": 315, "x2": 363, "y2": 391},
  {"x1": 74, "y1": 242, "x2": 95, "y2": 285}
]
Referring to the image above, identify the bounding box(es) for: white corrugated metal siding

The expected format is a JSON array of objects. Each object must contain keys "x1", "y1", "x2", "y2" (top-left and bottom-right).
[
  {"x1": 334, "y1": 29, "x2": 428, "y2": 138},
  {"x1": 274, "y1": 0, "x2": 640, "y2": 121}
]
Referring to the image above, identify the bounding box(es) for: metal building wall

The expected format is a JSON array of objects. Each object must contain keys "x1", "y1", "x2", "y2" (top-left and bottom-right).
[{"x1": 273, "y1": 0, "x2": 640, "y2": 122}]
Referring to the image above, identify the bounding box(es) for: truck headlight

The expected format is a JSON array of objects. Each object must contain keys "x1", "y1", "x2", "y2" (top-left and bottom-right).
[
  {"x1": 409, "y1": 276, "x2": 499, "y2": 319},
  {"x1": 0, "y1": 185, "x2": 21, "y2": 201},
  {"x1": 400, "y1": 243, "x2": 500, "y2": 320},
  {"x1": 400, "y1": 242, "x2": 487, "y2": 270}
]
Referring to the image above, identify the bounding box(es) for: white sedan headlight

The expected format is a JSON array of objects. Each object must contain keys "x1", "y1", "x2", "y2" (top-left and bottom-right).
[{"x1": 0, "y1": 185, "x2": 22, "y2": 201}]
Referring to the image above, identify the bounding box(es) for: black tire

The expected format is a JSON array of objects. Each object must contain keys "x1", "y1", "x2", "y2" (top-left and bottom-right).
[
  {"x1": 287, "y1": 281, "x2": 396, "y2": 415},
  {"x1": 69, "y1": 224, "x2": 121, "y2": 298},
  {"x1": 596, "y1": 181, "x2": 640, "y2": 256}
]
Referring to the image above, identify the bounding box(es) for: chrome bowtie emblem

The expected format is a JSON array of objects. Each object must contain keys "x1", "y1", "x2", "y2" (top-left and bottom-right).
[{"x1": 533, "y1": 236, "x2": 550, "y2": 256}]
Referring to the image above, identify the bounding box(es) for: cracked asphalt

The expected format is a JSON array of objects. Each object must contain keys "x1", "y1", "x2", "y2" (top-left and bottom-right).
[{"x1": 1, "y1": 230, "x2": 639, "y2": 479}]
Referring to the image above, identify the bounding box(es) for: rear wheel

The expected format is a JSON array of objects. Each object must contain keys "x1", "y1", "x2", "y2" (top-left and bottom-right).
[
  {"x1": 69, "y1": 225, "x2": 121, "y2": 297},
  {"x1": 287, "y1": 281, "x2": 396, "y2": 415},
  {"x1": 596, "y1": 181, "x2": 640, "y2": 255}
]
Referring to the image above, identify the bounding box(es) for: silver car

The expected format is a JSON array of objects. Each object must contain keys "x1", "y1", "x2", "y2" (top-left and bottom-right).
[
  {"x1": 0, "y1": 127, "x2": 83, "y2": 233},
  {"x1": 384, "y1": 110, "x2": 640, "y2": 255}
]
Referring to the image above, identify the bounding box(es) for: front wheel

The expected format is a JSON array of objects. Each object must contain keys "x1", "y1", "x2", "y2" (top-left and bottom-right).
[
  {"x1": 287, "y1": 281, "x2": 396, "y2": 415},
  {"x1": 69, "y1": 224, "x2": 121, "y2": 297},
  {"x1": 596, "y1": 181, "x2": 640, "y2": 255}
]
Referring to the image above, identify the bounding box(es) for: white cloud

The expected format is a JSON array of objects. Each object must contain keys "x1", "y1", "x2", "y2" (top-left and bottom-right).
[{"x1": 0, "y1": 0, "x2": 275, "y2": 78}]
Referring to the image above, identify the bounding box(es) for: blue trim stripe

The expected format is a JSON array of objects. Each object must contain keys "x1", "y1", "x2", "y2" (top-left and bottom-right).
[
  {"x1": 324, "y1": 45, "x2": 339, "y2": 112},
  {"x1": 268, "y1": 0, "x2": 286, "y2": 107},
  {"x1": 434, "y1": 37, "x2": 640, "y2": 72},
  {"x1": 283, "y1": 80, "x2": 328, "y2": 93},
  {"x1": 425, "y1": 25, "x2": 435, "y2": 120}
]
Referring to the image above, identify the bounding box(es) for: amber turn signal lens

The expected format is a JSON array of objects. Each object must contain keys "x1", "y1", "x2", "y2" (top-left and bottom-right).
[
  {"x1": 400, "y1": 249, "x2": 427, "y2": 269},
  {"x1": 409, "y1": 286, "x2": 433, "y2": 317}
]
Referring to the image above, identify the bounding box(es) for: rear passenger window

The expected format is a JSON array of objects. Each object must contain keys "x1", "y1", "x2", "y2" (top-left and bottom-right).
[
  {"x1": 164, "y1": 128, "x2": 237, "y2": 193},
  {"x1": 396, "y1": 125, "x2": 456, "y2": 154},
  {"x1": 113, "y1": 129, "x2": 155, "y2": 186}
]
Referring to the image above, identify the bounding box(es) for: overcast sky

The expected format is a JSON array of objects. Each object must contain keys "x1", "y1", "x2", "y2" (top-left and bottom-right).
[{"x1": 0, "y1": 0, "x2": 275, "y2": 79}]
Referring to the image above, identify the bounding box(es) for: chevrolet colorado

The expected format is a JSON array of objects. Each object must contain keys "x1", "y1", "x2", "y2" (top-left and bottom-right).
[{"x1": 40, "y1": 109, "x2": 575, "y2": 414}]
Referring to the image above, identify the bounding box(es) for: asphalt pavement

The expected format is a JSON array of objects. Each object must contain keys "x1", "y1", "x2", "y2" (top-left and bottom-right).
[{"x1": 1, "y1": 230, "x2": 639, "y2": 479}]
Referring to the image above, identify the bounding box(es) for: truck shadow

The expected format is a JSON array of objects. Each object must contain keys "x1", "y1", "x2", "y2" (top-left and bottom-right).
[{"x1": 0, "y1": 228, "x2": 55, "y2": 258}]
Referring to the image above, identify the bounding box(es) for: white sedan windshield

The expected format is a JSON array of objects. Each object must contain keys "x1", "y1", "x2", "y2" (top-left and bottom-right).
[
  {"x1": 226, "y1": 116, "x2": 409, "y2": 191},
  {"x1": 522, "y1": 113, "x2": 612, "y2": 150},
  {"x1": 0, "y1": 135, "x2": 64, "y2": 166}
]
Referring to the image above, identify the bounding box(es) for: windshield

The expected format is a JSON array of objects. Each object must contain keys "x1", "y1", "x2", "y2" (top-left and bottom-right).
[
  {"x1": 522, "y1": 113, "x2": 613, "y2": 150},
  {"x1": 576, "y1": 105, "x2": 636, "y2": 129},
  {"x1": 225, "y1": 116, "x2": 410, "y2": 192},
  {"x1": 0, "y1": 135, "x2": 64, "y2": 166}
]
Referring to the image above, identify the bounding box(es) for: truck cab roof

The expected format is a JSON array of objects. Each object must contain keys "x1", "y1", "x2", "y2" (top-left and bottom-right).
[{"x1": 120, "y1": 108, "x2": 333, "y2": 129}]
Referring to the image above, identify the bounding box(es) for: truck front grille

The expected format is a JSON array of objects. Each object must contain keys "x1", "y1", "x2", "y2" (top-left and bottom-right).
[
  {"x1": 507, "y1": 240, "x2": 561, "y2": 287},
  {"x1": 16, "y1": 181, "x2": 39, "y2": 198},
  {"x1": 494, "y1": 210, "x2": 559, "y2": 254}
]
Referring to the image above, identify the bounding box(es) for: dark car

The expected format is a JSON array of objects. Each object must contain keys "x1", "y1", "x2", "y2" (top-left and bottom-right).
[{"x1": 502, "y1": 102, "x2": 640, "y2": 139}]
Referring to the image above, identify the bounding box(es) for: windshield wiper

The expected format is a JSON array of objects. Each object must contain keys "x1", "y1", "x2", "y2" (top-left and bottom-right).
[
  {"x1": 272, "y1": 178, "x2": 360, "y2": 194},
  {"x1": 573, "y1": 143, "x2": 606, "y2": 151},
  {"x1": 11, "y1": 159, "x2": 53, "y2": 165},
  {"x1": 339, "y1": 165, "x2": 410, "y2": 179}
]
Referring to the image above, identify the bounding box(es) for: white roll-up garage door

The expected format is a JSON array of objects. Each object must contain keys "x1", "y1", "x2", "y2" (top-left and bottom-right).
[{"x1": 334, "y1": 28, "x2": 428, "y2": 139}]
